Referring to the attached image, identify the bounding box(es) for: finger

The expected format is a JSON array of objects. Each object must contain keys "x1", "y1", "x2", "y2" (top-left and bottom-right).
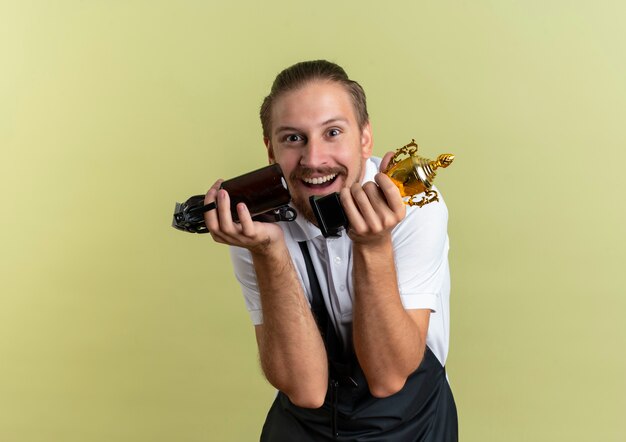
[
  {"x1": 363, "y1": 181, "x2": 403, "y2": 229},
  {"x1": 339, "y1": 187, "x2": 368, "y2": 234},
  {"x1": 216, "y1": 189, "x2": 239, "y2": 236},
  {"x1": 362, "y1": 180, "x2": 389, "y2": 213},
  {"x1": 374, "y1": 173, "x2": 405, "y2": 216},
  {"x1": 363, "y1": 180, "x2": 401, "y2": 230},
  {"x1": 204, "y1": 186, "x2": 220, "y2": 233},
  {"x1": 380, "y1": 151, "x2": 395, "y2": 172},
  {"x1": 204, "y1": 179, "x2": 224, "y2": 227},
  {"x1": 237, "y1": 203, "x2": 256, "y2": 237},
  {"x1": 207, "y1": 179, "x2": 224, "y2": 195},
  {"x1": 354, "y1": 182, "x2": 385, "y2": 231}
]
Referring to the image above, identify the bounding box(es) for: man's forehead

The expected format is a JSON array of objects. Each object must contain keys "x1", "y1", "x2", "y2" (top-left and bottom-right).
[{"x1": 270, "y1": 81, "x2": 357, "y2": 133}]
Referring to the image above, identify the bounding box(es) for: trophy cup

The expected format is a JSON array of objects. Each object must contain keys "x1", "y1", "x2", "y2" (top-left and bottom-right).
[{"x1": 310, "y1": 139, "x2": 455, "y2": 237}]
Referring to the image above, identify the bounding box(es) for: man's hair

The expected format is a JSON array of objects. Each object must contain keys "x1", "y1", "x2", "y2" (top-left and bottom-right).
[{"x1": 260, "y1": 60, "x2": 369, "y2": 139}]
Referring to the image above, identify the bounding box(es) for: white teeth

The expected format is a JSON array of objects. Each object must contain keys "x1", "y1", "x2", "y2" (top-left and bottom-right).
[{"x1": 302, "y1": 173, "x2": 337, "y2": 185}]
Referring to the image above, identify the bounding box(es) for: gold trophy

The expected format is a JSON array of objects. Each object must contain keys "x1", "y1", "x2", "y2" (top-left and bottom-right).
[
  {"x1": 310, "y1": 139, "x2": 455, "y2": 237},
  {"x1": 383, "y1": 139, "x2": 455, "y2": 208}
]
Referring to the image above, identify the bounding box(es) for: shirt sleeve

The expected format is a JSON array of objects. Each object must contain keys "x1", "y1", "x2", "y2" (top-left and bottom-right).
[
  {"x1": 229, "y1": 245, "x2": 264, "y2": 325},
  {"x1": 392, "y1": 187, "x2": 450, "y2": 312}
]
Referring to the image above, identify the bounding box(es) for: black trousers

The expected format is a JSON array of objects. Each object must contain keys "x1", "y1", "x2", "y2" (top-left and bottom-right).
[{"x1": 260, "y1": 347, "x2": 458, "y2": 442}]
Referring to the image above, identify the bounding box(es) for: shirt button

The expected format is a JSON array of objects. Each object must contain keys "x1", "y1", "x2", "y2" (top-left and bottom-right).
[
  {"x1": 339, "y1": 285, "x2": 346, "y2": 291},
  {"x1": 334, "y1": 256, "x2": 342, "y2": 265}
]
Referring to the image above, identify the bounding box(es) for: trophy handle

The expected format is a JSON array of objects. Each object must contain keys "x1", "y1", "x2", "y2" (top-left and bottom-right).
[
  {"x1": 408, "y1": 189, "x2": 439, "y2": 207},
  {"x1": 387, "y1": 139, "x2": 418, "y2": 169}
]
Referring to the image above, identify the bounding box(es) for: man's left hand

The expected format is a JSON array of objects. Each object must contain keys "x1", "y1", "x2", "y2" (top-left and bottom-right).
[{"x1": 339, "y1": 152, "x2": 405, "y2": 245}]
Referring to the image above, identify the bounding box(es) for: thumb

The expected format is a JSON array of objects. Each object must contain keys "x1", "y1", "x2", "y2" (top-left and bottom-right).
[{"x1": 379, "y1": 151, "x2": 395, "y2": 173}]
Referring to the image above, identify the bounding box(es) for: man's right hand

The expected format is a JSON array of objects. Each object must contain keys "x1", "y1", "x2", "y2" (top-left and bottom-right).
[{"x1": 203, "y1": 180, "x2": 285, "y2": 254}]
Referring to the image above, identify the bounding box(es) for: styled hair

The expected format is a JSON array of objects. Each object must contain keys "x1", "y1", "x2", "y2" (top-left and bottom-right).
[{"x1": 260, "y1": 60, "x2": 369, "y2": 139}]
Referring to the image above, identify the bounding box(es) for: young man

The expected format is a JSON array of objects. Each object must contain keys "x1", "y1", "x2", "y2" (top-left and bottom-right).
[{"x1": 204, "y1": 60, "x2": 457, "y2": 441}]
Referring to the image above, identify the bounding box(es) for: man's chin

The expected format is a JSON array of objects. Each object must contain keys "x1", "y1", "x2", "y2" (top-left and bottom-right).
[{"x1": 292, "y1": 197, "x2": 319, "y2": 226}]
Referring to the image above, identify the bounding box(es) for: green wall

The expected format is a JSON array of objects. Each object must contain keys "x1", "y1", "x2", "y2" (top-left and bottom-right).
[{"x1": 2, "y1": 1, "x2": 625, "y2": 440}]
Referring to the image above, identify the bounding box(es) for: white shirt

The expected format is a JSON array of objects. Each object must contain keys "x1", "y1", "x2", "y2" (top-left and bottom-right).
[{"x1": 230, "y1": 157, "x2": 451, "y2": 366}]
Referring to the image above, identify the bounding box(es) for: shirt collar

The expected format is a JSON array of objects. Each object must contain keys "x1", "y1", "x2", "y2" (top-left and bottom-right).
[{"x1": 285, "y1": 213, "x2": 321, "y2": 242}]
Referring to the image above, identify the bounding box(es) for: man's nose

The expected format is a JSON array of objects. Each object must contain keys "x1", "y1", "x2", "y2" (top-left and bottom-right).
[{"x1": 300, "y1": 139, "x2": 328, "y2": 168}]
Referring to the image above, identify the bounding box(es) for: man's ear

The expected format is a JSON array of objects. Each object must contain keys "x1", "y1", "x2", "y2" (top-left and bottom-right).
[
  {"x1": 264, "y1": 137, "x2": 276, "y2": 164},
  {"x1": 360, "y1": 121, "x2": 373, "y2": 159}
]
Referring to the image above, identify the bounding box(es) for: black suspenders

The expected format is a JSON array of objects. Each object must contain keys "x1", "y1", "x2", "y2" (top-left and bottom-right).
[
  {"x1": 298, "y1": 241, "x2": 345, "y2": 365},
  {"x1": 298, "y1": 241, "x2": 358, "y2": 438}
]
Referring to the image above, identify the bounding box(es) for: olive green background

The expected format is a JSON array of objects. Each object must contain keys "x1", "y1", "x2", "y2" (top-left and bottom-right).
[{"x1": 2, "y1": 1, "x2": 625, "y2": 441}]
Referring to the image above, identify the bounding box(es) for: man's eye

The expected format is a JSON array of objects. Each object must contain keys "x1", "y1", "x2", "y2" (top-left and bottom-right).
[
  {"x1": 328, "y1": 128, "x2": 340, "y2": 137},
  {"x1": 286, "y1": 134, "x2": 303, "y2": 142}
]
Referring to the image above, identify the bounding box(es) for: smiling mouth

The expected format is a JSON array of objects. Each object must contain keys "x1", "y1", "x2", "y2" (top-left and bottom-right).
[{"x1": 301, "y1": 173, "x2": 338, "y2": 186}]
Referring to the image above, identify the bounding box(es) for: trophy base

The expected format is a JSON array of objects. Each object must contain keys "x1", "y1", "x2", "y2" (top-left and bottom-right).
[{"x1": 309, "y1": 194, "x2": 348, "y2": 238}]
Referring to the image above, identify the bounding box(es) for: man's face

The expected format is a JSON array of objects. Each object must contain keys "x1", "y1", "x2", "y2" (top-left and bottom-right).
[{"x1": 264, "y1": 80, "x2": 372, "y2": 224}]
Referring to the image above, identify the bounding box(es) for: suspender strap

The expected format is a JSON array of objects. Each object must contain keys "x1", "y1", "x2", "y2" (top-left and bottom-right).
[{"x1": 298, "y1": 241, "x2": 344, "y2": 363}]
